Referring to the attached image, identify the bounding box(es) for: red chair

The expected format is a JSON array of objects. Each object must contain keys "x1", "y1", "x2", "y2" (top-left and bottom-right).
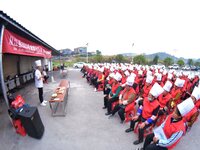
[
  {"x1": 125, "y1": 102, "x2": 136, "y2": 122},
  {"x1": 134, "y1": 121, "x2": 154, "y2": 138},
  {"x1": 155, "y1": 114, "x2": 167, "y2": 127},
  {"x1": 98, "y1": 83, "x2": 104, "y2": 91},
  {"x1": 125, "y1": 110, "x2": 135, "y2": 122},
  {"x1": 112, "y1": 101, "x2": 119, "y2": 111}
]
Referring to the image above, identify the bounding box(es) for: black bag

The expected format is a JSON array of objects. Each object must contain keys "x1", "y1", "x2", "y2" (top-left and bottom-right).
[{"x1": 18, "y1": 107, "x2": 44, "y2": 139}]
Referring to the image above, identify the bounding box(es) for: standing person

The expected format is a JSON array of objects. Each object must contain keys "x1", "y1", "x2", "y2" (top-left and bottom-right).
[
  {"x1": 43, "y1": 68, "x2": 49, "y2": 84},
  {"x1": 35, "y1": 60, "x2": 47, "y2": 106}
]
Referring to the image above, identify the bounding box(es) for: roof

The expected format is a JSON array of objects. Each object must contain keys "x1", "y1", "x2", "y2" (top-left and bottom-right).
[{"x1": 0, "y1": 11, "x2": 60, "y2": 56}]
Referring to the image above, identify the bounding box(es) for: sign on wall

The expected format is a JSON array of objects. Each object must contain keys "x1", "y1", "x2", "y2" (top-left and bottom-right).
[{"x1": 2, "y1": 29, "x2": 52, "y2": 58}]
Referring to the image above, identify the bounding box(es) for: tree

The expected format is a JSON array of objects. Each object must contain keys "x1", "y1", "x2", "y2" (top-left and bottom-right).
[
  {"x1": 177, "y1": 59, "x2": 185, "y2": 67},
  {"x1": 187, "y1": 59, "x2": 194, "y2": 66},
  {"x1": 152, "y1": 55, "x2": 159, "y2": 64},
  {"x1": 96, "y1": 50, "x2": 101, "y2": 55},
  {"x1": 115, "y1": 54, "x2": 125, "y2": 63},
  {"x1": 133, "y1": 55, "x2": 147, "y2": 65},
  {"x1": 163, "y1": 57, "x2": 173, "y2": 66},
  {"x1": 93, "y1": 54, "x2": 103, "y2": 63},
  {"x1": 194, "y1": 61, "x2": 200, "y2": 67}
]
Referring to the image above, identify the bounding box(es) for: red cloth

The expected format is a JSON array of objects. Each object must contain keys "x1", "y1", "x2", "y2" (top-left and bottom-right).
[
  {"x1": 158, "y1": 93, "x2": 172, "y2": 108},
  {"x1": 163, "y1": 114, "x2": 186, "y2": 149},
  {"x1": 142, "y1": 97, "x2": 160, "y2": 119}
]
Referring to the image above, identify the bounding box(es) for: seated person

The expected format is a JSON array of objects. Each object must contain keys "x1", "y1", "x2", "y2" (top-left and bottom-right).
[
  {"x1": 109, "y1": 76, "x2": 136, "y2": 123},
  {"x1": 183, "y1": 86, "x2": 200, "y2": 131},
  {"x1": 138, "y1": 97, "x2": 194, "y2": 150},
  {"x1": 125, "y1": 83, "x2": 164, "y2": 145},
  {"x1": 104, "y1": 72, "x2": 122, "y2": 115}
]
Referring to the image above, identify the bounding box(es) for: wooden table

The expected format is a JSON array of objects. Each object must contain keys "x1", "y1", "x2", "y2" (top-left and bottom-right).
[{"x1": 49, "y1": 79, "x2": 70, "y2": 116}]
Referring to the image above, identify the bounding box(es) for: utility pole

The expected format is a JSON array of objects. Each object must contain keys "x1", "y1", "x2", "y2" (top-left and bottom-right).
[
  {"x1": 132, "y1": 43, "x2": 134, "y2": 63},
  {"x1": 86, "y1": 43, "x2": 89, "y2": 63}
]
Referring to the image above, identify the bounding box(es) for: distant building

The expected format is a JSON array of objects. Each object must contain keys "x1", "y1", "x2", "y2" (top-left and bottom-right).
[
  {"x1": 88, "y1": 51, "x2": 96, "y2": 56},
  {"x1": 74, "y1": 47, "x2": 87, "y2": 55},
  {"x1": 60, "y1": 48, "x2": 73, "y2": 55}
]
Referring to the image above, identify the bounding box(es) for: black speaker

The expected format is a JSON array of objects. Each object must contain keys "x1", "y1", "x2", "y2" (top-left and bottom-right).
[{"x1": 18, "y1": 107, "x2": 44, "y2": 139}]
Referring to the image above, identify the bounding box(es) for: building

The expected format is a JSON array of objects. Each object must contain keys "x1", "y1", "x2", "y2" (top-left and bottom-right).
[
  {"x1": 74, "y1": 47, "x2": 87, "y2": 55},
  {"x1": 60, "y1": 48, "x2": 73, "y2": 56},
  {"x1": 0, "y1": 11, "x2": 60, "y2": 107}
]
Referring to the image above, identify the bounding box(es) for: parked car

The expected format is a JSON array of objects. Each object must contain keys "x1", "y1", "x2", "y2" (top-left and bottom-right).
[
  {"x1": 182, "y1": 65, "x2": 190, "y2": 70},
  {"x1": 150, "y1": 64, "x2": 165, "y2": 70},
  {"x1": 73, "y1": 62, "x2": 85, "y2": 68},
  {"x1": 190, "y1": 66, "x2": 198, "y2": 71},
  {"x1": 168, "y1": 64, "x2": 179, "y2": 70}
]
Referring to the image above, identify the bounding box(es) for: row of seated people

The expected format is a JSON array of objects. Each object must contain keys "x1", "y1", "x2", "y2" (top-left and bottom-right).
[{"x1": 81, "y1": 64, "x2": 200, "y2": 150}]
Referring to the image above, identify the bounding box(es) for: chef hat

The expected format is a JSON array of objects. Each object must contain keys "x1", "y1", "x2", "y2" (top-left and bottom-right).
[
  {"x1": 146, "y1": 75, "x2": 154, "y2": 84},
  {"x1": 163, "y1": 81, "x2": 173, "y2": 92},
  {"x1": 174, "y1": 78, "x2": 185, "y2": 88},
  {"x1": 188, "y1": 74, "x2": 194, "y2": 80},
  {"x1": 156, "y1": 73, "x2": 162, "y2": 81},
  {"x1": 191, "y1": 86, "x2": 200, "y2": 100},
  {"x1": 167, "y1": 73, "x2": 173, "y2": 80},
  {"x1": 35, "y1": 60, "x2": 42, "y2": 66},
  {"x1": 177, "y1": 97, "x2": 195, "y2": 116},
  {"x1": 126, "y1": 76, "x2": 135, "y2": 86},
  {"x1": 114, "y1": 72, "x2": 122, "y2": 81},
  {"x1": 109, "y1": 73, "x2": 115, "y2": 79},
  {"x1": 110, "y1": 67, "x2": 114, "y2": 72},
  {"x1": 138, "y1": 70, "x2": 143, "y2": 75},
  {"x1": 149, "y1": 83, "x2": 164, "y2": 98},
  {"x1": 130, "y1": 72, "x2": 136, "y2": 78},
  {"x1": 163, "y1": 70, "x2": 167, "y2": 75},
  {"x1": 99, "y1": 67, "x2": 104, "y2": 72},
  {"x1": 124, "y1": 70, "x2": 130, "y2": 77},
  {"x1": 128, "y1": 65, "x2": 134, "y2": 71},
  {"x1": 147, "y1": 71, "x2": 152, "y2": 76},
  {"x1": 121, "y1": 66, "x2": 127, "y2": 71}
]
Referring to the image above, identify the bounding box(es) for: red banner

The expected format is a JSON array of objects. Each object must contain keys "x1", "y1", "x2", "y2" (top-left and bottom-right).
[{"x1": 2, "y1": 29, "x2": 52, "y2": 58}]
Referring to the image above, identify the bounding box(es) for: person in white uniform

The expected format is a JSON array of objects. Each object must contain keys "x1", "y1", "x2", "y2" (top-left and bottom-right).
[{"x1": 35, "y1": 60, "x2": 47, "y2": 106}]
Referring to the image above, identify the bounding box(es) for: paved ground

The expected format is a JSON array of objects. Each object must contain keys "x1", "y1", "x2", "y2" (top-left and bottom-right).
[{"x1": 0, "y1": 68, "x2": 199, "y2": 150}]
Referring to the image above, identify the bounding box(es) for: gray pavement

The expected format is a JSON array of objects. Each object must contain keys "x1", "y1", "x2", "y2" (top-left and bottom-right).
[{"x1": 0, "y1": 68, "x2": 199, "y2": 150}]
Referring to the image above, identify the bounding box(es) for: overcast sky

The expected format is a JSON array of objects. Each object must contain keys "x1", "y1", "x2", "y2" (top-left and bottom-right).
[{"x1": 1, "y1": 0, "x2": 200, "y2": 59}]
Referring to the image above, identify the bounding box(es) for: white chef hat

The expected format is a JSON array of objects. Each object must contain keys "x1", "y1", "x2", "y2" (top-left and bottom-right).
[
  {"x1": 121, "y1": 66, "x2": 127, "y2": 71},
  {"x1": 177, "y1": 97, "x2": 195, "y2": 116},
  {"x1": 156, "y1": 73, "x2": 162, "y2": 81},
  {"x1": 128, "y1": 65, "x2": 134, "y2": 71},
  {"x1": 174, "y1": 78, "x2": 185, "y2": 88},
  {"x1": 163, "y1": 70, "x2": 167, "y2": 75},
  {"x1": 163, "y1": 81, "x2": 173, "y2": 92},
  {"x1": 110, "y1": 67, "x2": 114, "y2": 72},
  {"x1": 138, "y1": 70, "x2": 143, "y2": 75},
  {"x1": 126, "y1": 76, "x2": 135, "y2": 86},
  {"x1": 149, "y1": 83, "x2": 164, "y2": 98},
  {"x1": 109, "y1": 73, "x2": 115, "y2": 79},
  {"x1": 99, "y1": 67, "x2": 104, "y2": 72},
  {"x1": 191, "y1": 86, "x2": 200, "y2": 100},
  {"x1": 130, "y1": 72, "x2": 136, "y2": 78},
  {"x1": 124, "y1": 70, "x2": 130, "y2": 77},
  {"x1": 147, "y1": 71, "x2": 152, "y2": 76},
  {"x1": 114, "y1": 72, "x2": 122, "y2": 81},
  {"x1": 167, "y1": 73, "x2": 173, "y2": 80},
  {"x1": 35, "y1": 60, "x2": 42, "y2": 66},
  {"x1": 146, "y1": 75, "x2": 154, "y2": 84}
]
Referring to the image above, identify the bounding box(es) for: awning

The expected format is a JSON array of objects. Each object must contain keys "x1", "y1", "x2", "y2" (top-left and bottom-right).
[{"x1": 2, "y1": 29, "x2": 52, "y2": 58}]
